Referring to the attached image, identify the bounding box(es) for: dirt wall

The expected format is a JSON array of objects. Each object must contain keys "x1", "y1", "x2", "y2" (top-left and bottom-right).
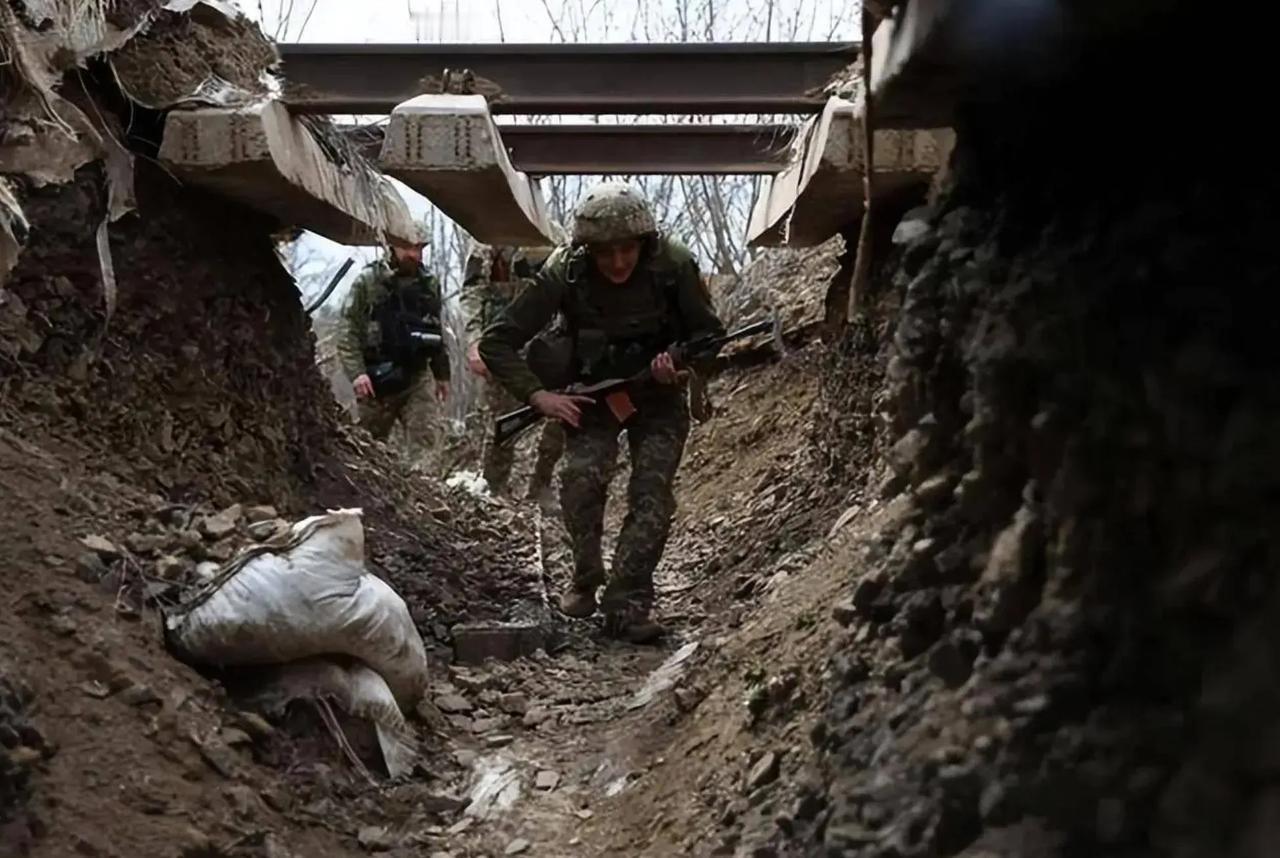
[{"x1": 789, "y1": 10, "x2": 1280, "y2": 858}]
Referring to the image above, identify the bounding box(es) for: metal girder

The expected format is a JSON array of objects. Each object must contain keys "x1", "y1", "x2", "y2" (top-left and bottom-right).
[
  {"x1": 497, "y1": 124, "x2": 797, "y2": 175},
  {"x1": 278, "y1": 42, "x2": 859, "y2": 115}
]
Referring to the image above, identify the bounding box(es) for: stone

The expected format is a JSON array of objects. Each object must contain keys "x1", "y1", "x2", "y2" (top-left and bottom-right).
[
  {"x1": 830, "y1": 600, "x2": 858, "y2": 627},
  {"x1": 80, "y1": 535, "x2": 121, "y2": 560},
  {"x1": 244, "y1": 505, "x2": 279, "y2": 524},
  {"x1": 852, "y1": 575, "x2": 885, "y2": 614},
  {"x1": 126, "y1": 532, "x2": 168, "y2": 556},
  {"x1": 913, "y1": 472, "x2": 955, "y2": 509},
  {"x1": 156, "y1": 555, "x2": 188, "y2": 581},
  {"x1": 504, "y1": 839, "x2": 530, "y2": 855},
  {"x1": 119, "y1": 684, "x2": 162, "y2": 707},
  {"x1": 194, "y1": 561, "x2": 221, "y2": 581},
  {"x1": 247, "y1": 519, "x2": 284, "y2": 540},
  {"x1": 220, "y1": 728, "x2": 253, "y2": 747},
  {"x1": 199, "y1": 505, "x2": 243, "y2": 540},
  {"x1": 452, "y1": 622, "x2": 547, "y2": 664},
  {"x1": 535, "y1": 770, "x2": 560, "y2": 791},
  {"x1": 485, "y1": 734, "x2": 515, "y2": 748},
  {"x1": 435, "y1": 694, "x2": 474, "y2": 715},
  {"x1": 522, "y1": 708, "x2": 551, "y2": 728},
  {"x1": 357, "y1": 825, "x2": 396, "y2": 852},
  {"x1": 235, "y1": 712, "x2": 275, "y2": 740},
  {"x1": 927, "y1": 640, "x2": 974, "y2": 689},
  {"x1": 896, "y1": 591, "x2": 946, "y2": 659},
  {"x1": 75, "y1": 552, "x2": 107, "y2": 583},
  {"x1": 748, "y1": 752, "x2": 780, "y2": 791},
  {"x1": 499, "y1": 693, "x2": 529, "y2": 715}
]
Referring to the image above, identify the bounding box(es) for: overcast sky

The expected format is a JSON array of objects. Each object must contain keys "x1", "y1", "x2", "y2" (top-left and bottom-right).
[{"x1": 233, "y1": 0, "x2": 860, "y2": 44}]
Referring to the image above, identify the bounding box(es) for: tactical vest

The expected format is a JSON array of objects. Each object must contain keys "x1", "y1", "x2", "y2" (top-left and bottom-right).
[
  {"x1": 539, "y1": 242, "x2": 685, "y2": 385},
  {"x1": 362, "y1": 268, "x2": 443, "y2": 372}
]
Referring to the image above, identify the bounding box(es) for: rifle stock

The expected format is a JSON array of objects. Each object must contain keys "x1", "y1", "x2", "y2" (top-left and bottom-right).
[{"x1": 491, "y1": 317, "x2": 776, "y2": 447}]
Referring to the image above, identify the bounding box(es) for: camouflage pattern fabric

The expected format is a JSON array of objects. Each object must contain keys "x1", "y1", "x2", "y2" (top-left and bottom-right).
[
  {"x1": 560, "y1": 393, "x2": 689, "y2": 615},
  {"x1": 571, "y1": 181, "x2": 658, "y2": 244},
  {"x1": 356, "y1": 370, "x2": 445, "y2": 471},
  {"x1": 528, "y1": 419, "x2": 565, "y2": 498},
  {"x1": 335, "y1": 260, "x2": 450, "y2": 384}
]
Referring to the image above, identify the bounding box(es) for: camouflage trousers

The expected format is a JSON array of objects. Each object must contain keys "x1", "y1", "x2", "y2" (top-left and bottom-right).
[
  {"x1": 560, "y1": 392, "x2": 689, "y2": 615},
  {"x1": 356, "y1": 371, "x2": 444, "y2": 470},
  {"x1": 480, "y1": 379, "x2": 565, "y2": 496}
]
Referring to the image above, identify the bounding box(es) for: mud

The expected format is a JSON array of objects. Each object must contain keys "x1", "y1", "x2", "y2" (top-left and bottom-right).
[{"x1": 109, "y1": 5, "x2": 278, "y2": 108}]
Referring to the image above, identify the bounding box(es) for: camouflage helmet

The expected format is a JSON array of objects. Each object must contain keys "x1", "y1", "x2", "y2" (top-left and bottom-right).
[
  {"x1": 571, "y1": 182, "x2": 656, "y2": 244},
  {"x1": 391, "y1": 220, "x2": 430, "y2": 248}
]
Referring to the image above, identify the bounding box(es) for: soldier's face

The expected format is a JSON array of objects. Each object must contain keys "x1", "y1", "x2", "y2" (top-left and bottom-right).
[
  {"x1": 391, "y1": 243, "x2": 423, "y2": 271},
  {"x1": 589, "y1": 238, "x2": 642, "y2": 284}
]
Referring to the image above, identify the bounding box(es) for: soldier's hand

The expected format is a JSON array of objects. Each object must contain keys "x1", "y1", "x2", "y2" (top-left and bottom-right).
[
  {"x1": 651, "y1": 351, "x2": 681, "y2": 385},
  {"x1": 466, "y1": 341, "x2": 490, "y2": 378},
  {"x1": 435, "y1": 381, "x2": 450, "y2": 402},
  {"x1": 353, "y1": 374, "x2": 375, "y2": 399},
  {"x1": 530, "y1": 390, "x2": 595, "y2": 428}
]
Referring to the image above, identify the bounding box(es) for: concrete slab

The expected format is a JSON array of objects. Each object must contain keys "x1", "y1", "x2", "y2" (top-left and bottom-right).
[
  {"x1": 379, "y1": 95, "x2": 554, "y2": 247},
  {"x1": 747, "y1": 97, "x2": 953, "y2": 248},
  {"x1": 159, "y1": 100, "x2": 417, "y2": 246}
]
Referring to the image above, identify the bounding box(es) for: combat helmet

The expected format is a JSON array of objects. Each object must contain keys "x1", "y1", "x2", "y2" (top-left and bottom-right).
[{"x1": 571, "y1": 182, "x2": 657, "y2": 244}]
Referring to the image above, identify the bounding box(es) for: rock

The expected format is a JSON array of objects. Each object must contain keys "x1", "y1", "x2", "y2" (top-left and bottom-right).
[
  {"x1": 80, "y1": 535, "x2": 121, "y2": 560},
  {"x1": 831, "y1": 600, "x2": 858, "y2": 627},
  {"x1": 503, "y1": 839, "x2": 530, "y2": 855},
  {"x1": 194, "y1": 738, "x2": 238, "y2": 779},
  {"x1": 244, "y1": 505, "x2": 278, "y2": 524},
  {"x1": 976, "y1": 504, "x2": 1045, "y2": 633},
  {"x1": 499, "y1": 693, "x2": 529, "y2": 715},
  {"x1": 357, "y1": 825, "x2": 396, "y2": 852},
  {"x1": 179, "y1": 826, "x2": 219, "y2": 858},
  {"x1": 155, "y1": 555, "x2": 188, "y2": 581},
  {"x1": 220, "y1": 728, "x2": 253, "y2": 747},
  {"x1": 896, "y1": 591, "x2": 946, "y2": 659},
  {"x1": 126, "y1": 532, "x2": 168, "y2": 556},
  {"x1": 927, "y1": 640, "x2": 974, "y2": 688},
  {"x1": 535, "y1": 770, "x2": 560, "y2": 791},
  {"x1": 75, "y1": 552, "x2": 107, "y2": 583},
  {"x1": 235, "y1": 711, "x2": 275, "y2": 740},
  {"x1": 748, "y1": 752, "x2": 781, "y2": 791},
  {"x1": 119, "y1": 684, "x2": 161, "y2": 707},
  {"x1": 852, "y1": 575, "x2": 885, "y2": 614},
  {"x1": 913, "y1": 472, "x2": 956, "y2": 509},
  {"x1": 522, "y1": 707, "x2": 551, "y2": 728},
  {"x1": 793, "y1": 789, "x2": 826, "y2": 822},
  {"x1": 194, "y1": 561, "x2": 221, "y2": 581},
  {"x1": 979, "y1": 781, "x2": 1015, "y2": 825},
  {"x1": 435, "y1": 694, "x2": 474, "y2": 715},
  {"x1": 452, "y1": 622, "x2": 547, "y2": 664},
  {"x1": 485, "y1": 734, "x2": 515, "y2": 748},
  {"x1": 247, "y1": 519, "x2": 285, "y2": 540},
  {"x1": 199, "y1": 505, "x2": 242, "y2": 540}
]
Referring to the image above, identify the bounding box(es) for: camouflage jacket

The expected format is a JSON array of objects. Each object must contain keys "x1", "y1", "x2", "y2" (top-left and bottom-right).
[
  {"x1": 461, "y1": 243, "x2": 554, "y2": 340},
  {"x1": 478, "y1": 234, "x2": 724, "y2": 403},
  {"x1": 336, "y1": 260, "x2": 450, "y2": 383}
]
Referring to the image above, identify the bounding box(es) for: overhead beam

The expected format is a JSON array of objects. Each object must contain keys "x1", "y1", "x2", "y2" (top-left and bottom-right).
[
  {"x1": 497, "y1": 124, "x2": 797, "y2": 175},
  {"x1": 279, "y1": 42, "x2": 859, "y2": 115}
]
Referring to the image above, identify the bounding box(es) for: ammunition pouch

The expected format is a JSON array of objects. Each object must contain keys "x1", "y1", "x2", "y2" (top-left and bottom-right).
[{"x1": 525, "y1": 331, "x2": 574, "y2": 391}]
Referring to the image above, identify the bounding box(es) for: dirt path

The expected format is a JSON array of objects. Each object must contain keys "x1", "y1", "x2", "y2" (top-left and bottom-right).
[{"x1": 403, "y1": 343, "x2": 860, "y2": 857}]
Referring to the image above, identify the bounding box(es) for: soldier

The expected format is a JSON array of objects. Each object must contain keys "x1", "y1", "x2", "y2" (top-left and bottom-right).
[
  {"x1": 462, "y1": 241, "x2": 565, "y2": 498},
  {"x1": 479, "y1": 182, "x2": 725, "y2": 643},
  {"x1": 335, "y1": 226, "x2": 451, "y2": 460}
]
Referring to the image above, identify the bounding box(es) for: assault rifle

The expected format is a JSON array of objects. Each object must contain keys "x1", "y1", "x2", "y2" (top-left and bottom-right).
[{"x1": 493, "y1": 315, "x2": 783, "y2": 447}]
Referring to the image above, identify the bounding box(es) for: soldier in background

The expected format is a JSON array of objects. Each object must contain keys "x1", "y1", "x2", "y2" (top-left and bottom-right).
[
  {"x1": 462, "y1": 238, "x2": 565, "y2": 499},
  {"x1": 336, "y1": 226, "x2": 451, "y2": 465}
]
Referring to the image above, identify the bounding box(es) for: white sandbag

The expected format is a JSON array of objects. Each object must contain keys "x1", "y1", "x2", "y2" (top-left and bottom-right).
[
  {"x1": 245, "y1": 658, "x2": 420, "y2": 779},
  {"x1": 164, "y1": 509, "x2": 428, "y2": 708}
]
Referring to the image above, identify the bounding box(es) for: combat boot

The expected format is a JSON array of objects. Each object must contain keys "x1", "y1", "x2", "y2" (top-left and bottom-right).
[
  {"x1": 603, "y1": 610, "x2": 667, "y2": 645},
  {"x1": 558, "y1": 586, "x2": 598, "y2": 619}
]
